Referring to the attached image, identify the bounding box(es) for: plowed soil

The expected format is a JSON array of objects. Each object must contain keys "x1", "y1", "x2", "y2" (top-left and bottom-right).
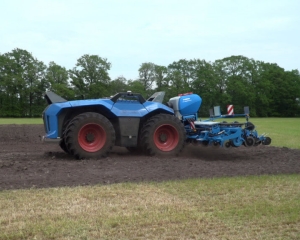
[{"x1": 0, "y1": 125, "x2": 299, "y2": 190}]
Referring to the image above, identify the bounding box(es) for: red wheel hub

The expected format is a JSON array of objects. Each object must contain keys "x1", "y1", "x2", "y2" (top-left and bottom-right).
[
  {"x1": 78, "y1": 123, "x2": 106, "y2": 152},
  {"x1": 153, "y1": 124, "x2": 179, "y2": 151}
]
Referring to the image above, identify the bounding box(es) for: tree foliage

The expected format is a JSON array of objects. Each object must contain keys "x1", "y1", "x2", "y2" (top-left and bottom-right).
[
  {"x1": 0, "y1": 49, "x2": 299, "y2": 117},
  {"x1": 45, "y1": 61, "x2": 74, "y2": 100},
  {"x1": 0, "y1": 48, "x2": 46, "y2": 117},
  {"x1": 138, "y1": 62, "x2": 156, "y2": 92},
  {"x1": 69, "y1": 54, "x2": 111, "y2": 99},
  {"x1": 109, "y1": 76, "x2": 129, "y2": 95}
]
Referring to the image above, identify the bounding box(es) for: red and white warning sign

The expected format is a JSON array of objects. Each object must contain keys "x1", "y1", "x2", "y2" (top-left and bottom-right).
[{"x1": 227, "y1": 105, "x2": 234, "y2": 115}]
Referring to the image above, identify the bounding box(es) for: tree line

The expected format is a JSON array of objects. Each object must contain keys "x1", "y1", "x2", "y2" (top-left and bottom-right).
[{"x1": 0, "y1": 48, "x2": 299, "y2": 117}]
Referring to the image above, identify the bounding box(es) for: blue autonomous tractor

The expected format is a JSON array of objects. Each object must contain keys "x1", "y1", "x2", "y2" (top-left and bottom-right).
[{"x1": 42, "y1": 91, "x2": 271, "y2": 159}]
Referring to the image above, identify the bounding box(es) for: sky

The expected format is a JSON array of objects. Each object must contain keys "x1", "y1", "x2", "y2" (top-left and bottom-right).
[{"x1": 1, "y1": 0, "x2": 299, "y2": 80}]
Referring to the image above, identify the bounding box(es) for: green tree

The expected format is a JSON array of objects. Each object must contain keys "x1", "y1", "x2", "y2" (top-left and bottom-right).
[
  {"x1": 69, "y1": 54, "x2": 111, "y2": 99},
  {"x1": 164, "y1": 61, "x2": 187, "y2": 101},
  {"x1": 0, "y1": 48, "x2": 47, "y2": 117},
  {"x1": 214, "y1": 56, "x2": 256, "y2": 115},
  {"x1": 249, "y1": 61, "x2": 274, "y2": 117},
  {"x1": 0, "y1": 53, "x2": 15, "y2": 116},
  {"x1": 282, "y1": 69, "x2": 300, "y2": 116},
  {"x1": 109, "y1": 76, "x2": 129, "y2": 95},
  {"x1": 191, "y1": 59, "x2": 217, "y2": 116},
  {"x1": 127, "y1": 80, "x2": 148, "y2": 97},
  {"x1": 167, "y1": 59, "x2": 194, "y2": 93},
  {"x1": 45, "y1": 61, "x2": 74, "y2": 100},
  {"x1": 154, "y1": 65, "x2": 168, "y2": 91},
  {"x1": 212, "y1": 60, "x2": 232, "y2": 111},
  {"x1": 138, "y1": 62, "x2": 156, "y2": 91},
  {"x1": 0, "y1": 51, "x2": 27, "y2": 116},
  {"x1": 262, "y1": 63, "x2": 300, "y2": 117}
]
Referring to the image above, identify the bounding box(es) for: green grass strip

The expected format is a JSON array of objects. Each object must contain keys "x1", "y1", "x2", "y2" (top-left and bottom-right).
[{"x1": 0, "y1": 175, "x2": 299, "y2": 239}]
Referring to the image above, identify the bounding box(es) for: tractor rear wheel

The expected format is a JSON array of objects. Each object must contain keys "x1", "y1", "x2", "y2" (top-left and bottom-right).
[
  {"x1": 141, "y1": 114, "x2": 186, "y2": 156},
  {"x1": 65, "y1": 112, "x2": 115, "y2": 159}
]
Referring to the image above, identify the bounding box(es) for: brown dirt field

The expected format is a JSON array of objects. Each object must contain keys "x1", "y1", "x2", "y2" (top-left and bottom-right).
[{"x1": 0, "y1": 124, "x2": 299, "y2": 190}]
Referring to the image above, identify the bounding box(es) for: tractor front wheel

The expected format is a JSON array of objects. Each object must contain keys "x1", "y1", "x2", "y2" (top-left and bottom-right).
[
  {"x1": 65, "y1": 112, "x2": 115, "y2": 159},
  {"x1": 59, "y1": 139, "x2": 69, "y2": 153},
  {"x1": 141, "y1": 114, "x2": 186, "y2": 156}
]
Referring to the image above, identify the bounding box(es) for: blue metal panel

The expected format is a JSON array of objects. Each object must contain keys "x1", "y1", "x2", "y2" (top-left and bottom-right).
[
  {"x1": 178, "y1": 94, "x2": 202, "y2": 116},
  {"x1": 44, "y1": 102, "x2": 72, "y2": 138},
  {"x1": 143, "y1": 101, "x2": 174, "y2": 115},
  {"x1": 111, "y1": 100, "x2": 173, "y2": 117},
  {"x1": 69, "y1": 99, "x2": 114, "y2": 109},
  {"x1": 111, "y1": 101, "x2": 149, "y2": 117}
]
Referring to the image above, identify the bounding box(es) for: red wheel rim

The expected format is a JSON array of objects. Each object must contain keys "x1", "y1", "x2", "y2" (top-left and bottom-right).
[
  {"x1": 78, "y1": 123, "x2": 106, "y2": 152},
  {"x1": 153, "y1": 124, "x2": 179, "y2": 151}
]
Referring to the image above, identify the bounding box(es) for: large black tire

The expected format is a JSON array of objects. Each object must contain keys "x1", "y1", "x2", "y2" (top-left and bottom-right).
[
  {"x1": 64, "y1": 112, "x2": 115, "y2": 159},
  {"x1": 59, "y1": 139, "x2": 69, "y2": 154},
  {"x1": 59, "y1": 119, "x2": 73, "y2": 154},
  {"x1": 140, "y1": 114, "x2": 186, "y2": 156}
]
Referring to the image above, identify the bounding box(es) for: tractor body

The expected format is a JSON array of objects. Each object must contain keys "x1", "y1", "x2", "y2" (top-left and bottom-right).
[{"x1": 42, "y1": 91, "x2": 271, "y2": 159}]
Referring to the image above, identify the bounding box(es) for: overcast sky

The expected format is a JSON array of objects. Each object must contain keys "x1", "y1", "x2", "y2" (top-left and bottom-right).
[{"x1": 1, "y1": 0, "x2": 299, "y2": 80}]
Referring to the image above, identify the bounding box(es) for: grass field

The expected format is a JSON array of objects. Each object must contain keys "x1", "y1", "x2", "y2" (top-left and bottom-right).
[
  {"x1": 0, "y1": 118, "x2": 300, "y2": 239},
  {"x1": 1, "y1": 175, "x2": 299, "y2": 239},
  {"x1": 0, "y1": 118, "x2": 42, "y2": 124}
]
